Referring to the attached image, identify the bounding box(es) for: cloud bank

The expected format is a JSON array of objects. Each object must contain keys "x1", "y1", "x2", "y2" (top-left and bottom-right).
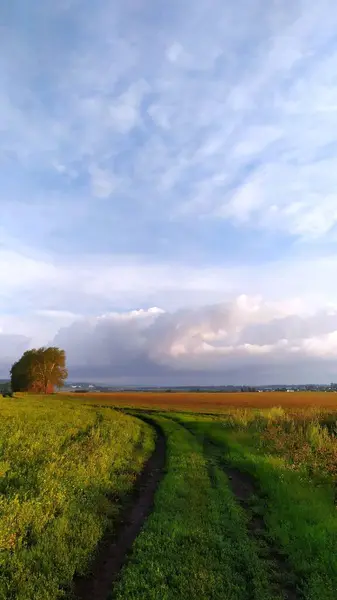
[{"x1": 47, "y1": 297, "x2": 337, "y2": 384}]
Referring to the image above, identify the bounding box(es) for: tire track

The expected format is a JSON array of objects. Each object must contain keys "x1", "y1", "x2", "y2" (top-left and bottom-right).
[
  {"x1": 209, "y1": 448, "x2": 300, "y2": 600},
  {"x1": 170, "y1": 417, "x2": 301, "y2": 600},
  {"x1": 71, "y1": 417, "x2": 166, "y2": 600}
]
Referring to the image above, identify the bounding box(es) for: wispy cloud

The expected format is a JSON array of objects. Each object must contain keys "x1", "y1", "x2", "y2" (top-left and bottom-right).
[
  {"x1": 2, "y1": 0, "x2": 337, "y2": 381},
  {"x1": 2, "y1": 0, "x2": 337, "y2": 238}
]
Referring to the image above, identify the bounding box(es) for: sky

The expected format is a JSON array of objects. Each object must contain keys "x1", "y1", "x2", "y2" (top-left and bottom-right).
[{"x1": 2, "y1": 0, "x2": 337, "y2": 384}]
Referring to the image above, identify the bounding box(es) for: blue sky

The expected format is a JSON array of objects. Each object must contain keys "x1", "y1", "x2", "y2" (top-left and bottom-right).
[{"x1": 2, "y1": 0, "x2": 337, "y2": 383}]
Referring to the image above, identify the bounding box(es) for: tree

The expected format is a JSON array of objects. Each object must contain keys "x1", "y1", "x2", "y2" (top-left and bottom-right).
[
  {"x1": 10, "y1": 347, "x2": 68, "y2": 394},
  {"x1": 10, "y1": 350, "x2": 34, "y2": 392}
]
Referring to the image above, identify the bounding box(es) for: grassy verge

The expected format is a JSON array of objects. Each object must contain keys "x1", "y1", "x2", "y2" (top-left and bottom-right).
[
  {"x1": 175, "y1": 413, "x2": 337, "y2": 600},
  {"x1": 114, "y1": 413, "x2": 279, "y2": 600},
  {"x1": 0, "y1": 396, "x2": 154, "y2": 600}
]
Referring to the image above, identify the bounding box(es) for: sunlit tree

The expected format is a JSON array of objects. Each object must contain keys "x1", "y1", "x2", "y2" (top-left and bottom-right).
[{"x1": 10, "y1": 347, "x2": 68, "y2": 393}]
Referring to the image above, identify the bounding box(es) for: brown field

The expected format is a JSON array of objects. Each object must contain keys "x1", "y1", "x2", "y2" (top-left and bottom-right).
[{"x1": 63, "y1": 391, "x2": 337, "y2": 412}]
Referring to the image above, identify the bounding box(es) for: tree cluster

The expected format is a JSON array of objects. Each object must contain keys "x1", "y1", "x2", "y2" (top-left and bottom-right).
[{"x1": 10, "y1": 347, "x2": 68, "y2": 394}]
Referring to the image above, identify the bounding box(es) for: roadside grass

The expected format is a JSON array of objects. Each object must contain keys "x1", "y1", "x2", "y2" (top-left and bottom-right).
[
  {"x1": 114, "y1": 413, "x2": 279, "y2": 600},
  {"x1": 174, "y1": 412, "x2": 337, "y2": 600},
  {"x1": 0, "y1": 396, "x2": 154, "y2": 600}
]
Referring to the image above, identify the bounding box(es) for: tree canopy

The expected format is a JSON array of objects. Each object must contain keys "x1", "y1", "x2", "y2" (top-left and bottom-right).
[{"x1": 10, "y1": 347, "x2": 68, "y2": 393}]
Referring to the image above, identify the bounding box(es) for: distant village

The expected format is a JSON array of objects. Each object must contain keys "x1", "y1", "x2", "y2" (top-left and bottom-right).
[
  {"x1": 62, "y1": 383, "x2": 337, "y2": 393},
  {"x1": 2, "y1": 379, "x2": 337, "y2": 394}
]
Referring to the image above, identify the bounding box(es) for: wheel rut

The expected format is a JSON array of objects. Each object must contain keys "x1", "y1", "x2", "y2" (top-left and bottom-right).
[
  {"x1": 170, "y1": 418, "x2": 301, "y2": 600},
  {"x1": 215, "y1": 457, "x2": 300, "y2": 600},
  {"x1": 71, "y1": 417, "x2": 166, "y2": 600}
]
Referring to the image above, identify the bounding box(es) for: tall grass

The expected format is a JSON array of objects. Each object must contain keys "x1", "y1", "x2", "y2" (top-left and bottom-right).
[
  {"x1": 176, "y1": 409, "x2": 337, "y2": 600},
  {"x1": 0, "y1": 396, "x2": 154, "y2": 600}
]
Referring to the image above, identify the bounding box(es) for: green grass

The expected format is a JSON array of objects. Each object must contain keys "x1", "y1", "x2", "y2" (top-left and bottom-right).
[
  {"x1": 2, "y1": 396, "x2": 337, "y2": 600},
  {"x1": 0, "y1": 395, "x2": 154, "y2": 600},
  {"x1": 173, "y1": 412, "x2": 337, "y2": 600},
  {"x1": 114, "y1": 414, "x2": 279, "y2": 600}
]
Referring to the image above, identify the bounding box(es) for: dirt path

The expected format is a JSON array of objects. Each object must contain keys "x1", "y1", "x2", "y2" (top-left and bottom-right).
[
  {"x1": 168, "y1": 418, "x2": 300, "y2": 600},
  {"x1": 72, "y1": 418, "x2": 166, "y2": 600},
  {"x1": 207, "y1": 444, "x2": 301, "y2": 600}
]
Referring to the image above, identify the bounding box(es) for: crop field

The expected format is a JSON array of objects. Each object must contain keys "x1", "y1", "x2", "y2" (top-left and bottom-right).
[
  {"x1": 64, "y1": 390, "x2": 337, "y2": 410},
  {"x1": 1, "y1": 393, "x2": 337, "y2": 599}
]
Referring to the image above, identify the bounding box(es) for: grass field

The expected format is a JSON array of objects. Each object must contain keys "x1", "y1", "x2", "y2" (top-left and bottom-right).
[
  {"x1": 1, "y1": 392, "x2": 337, "y2": 599},
  {"x1": 114, "y1": 408, "x2": 337, "y2": 600},
  {"x1": 114, "y1": 414, "x2": 277, "y2": 600},
  {"x1": 0, "y1": 395, "x2": 154, "y2": 600}
]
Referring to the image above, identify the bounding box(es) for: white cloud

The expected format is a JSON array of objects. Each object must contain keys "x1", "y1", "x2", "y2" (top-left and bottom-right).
[
  {"x1": 2, "y1": 251, "x2": 337, "y2": 382},
  {"x1": 47, "y1": 296, "x2": 337, "y2": 384},
  {"x1": 215, "y1": 160, "x2": 337, "y2": 238},
  {"x1": 0, "y1": 334, "x2": 30, "y2": 356},
  {"x1": 108, "y1": 80, "x2": 149, "y2": 133},
  {"x1": 89, "y1": 165, "x2": 118, "y2": 198},
  {"x1": 219, "y1": 174, "x2": 264, "y2": 223},
  {"x1": 0, "y1": 250, "x2": 62, "y2": 291},
  {"x1": 0, "y1": 309, "x2": 82, "y2": 350},
  {"x1": 233, "y1": 126, "x2": 282, "y2": 157},
  {"x1": 3, "y1": 0, "x2": 337, "y2": 385},
  {"x1": 2, "y1": 0, "x2": 337, "y2": 241},
  {"x1": 0, "y1": 334, "x2": 31, "y2": 374},
  {"x1": 166, "y1": 42, "x2": 184, "y2": 63},
  {"x1": 147, "y1": 104, "x2": 171, "y2": 130},
  {"x1": 2, "y1": 247, "x2": 337, "y2": 323}
]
